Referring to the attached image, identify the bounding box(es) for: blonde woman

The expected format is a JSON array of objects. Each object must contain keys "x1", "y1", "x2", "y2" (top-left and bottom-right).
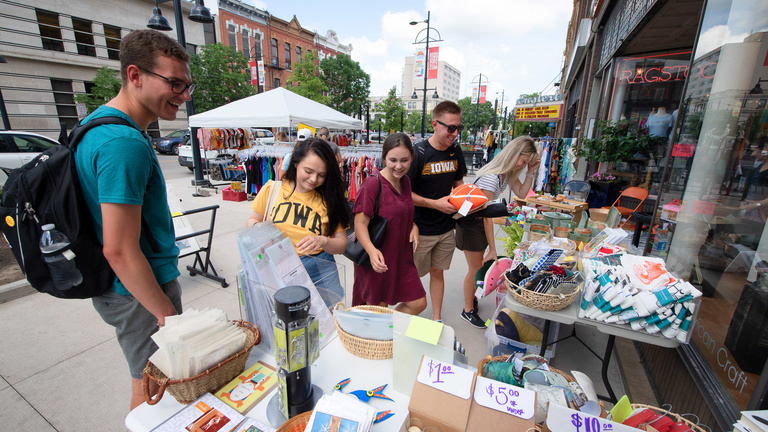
[{"x1": 457, "y1": 136, "x2": 540, "y2": 328}]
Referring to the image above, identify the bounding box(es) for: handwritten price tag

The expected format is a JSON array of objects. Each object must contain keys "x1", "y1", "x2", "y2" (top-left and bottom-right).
[
  {"x1": 473, "y1": 376, "x2": 535, "y2": 419},
  {"x1": 546, "y1": 403, "x2": 639, "y2": 432},
  {"x1": 416, "y1": 356, "x2": 474, "y2": 400}
]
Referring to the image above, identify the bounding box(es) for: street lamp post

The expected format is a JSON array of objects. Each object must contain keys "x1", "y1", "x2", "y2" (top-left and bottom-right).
[
  {"x1": 0, "y1": 55, "x2": 10, "y2": 130},
  {"x1": 147, "y1": 0, "x2": 213, "y2": 190},
  {"x1": 410, "y1": 11, "x2": 442, "y2": 137}
]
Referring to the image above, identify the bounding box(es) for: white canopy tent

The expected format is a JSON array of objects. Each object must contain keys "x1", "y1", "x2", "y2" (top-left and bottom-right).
[{"x1": 187, "y1": 87, "x2": 362, "y2": 130}]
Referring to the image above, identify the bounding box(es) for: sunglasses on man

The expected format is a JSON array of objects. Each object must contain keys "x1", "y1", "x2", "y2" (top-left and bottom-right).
[{"x1": 436, "y1": 119, "x2": 464, "y2": 134}]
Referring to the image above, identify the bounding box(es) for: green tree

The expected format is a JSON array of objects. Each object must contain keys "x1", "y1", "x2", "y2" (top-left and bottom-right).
[
  {"x1": 286, "y1": 49, "x2": 329, "y2": 104},
  {"x1": 190, "y1": 43, "x2": 255, "y2": 113},
  {"x1": 457, "y1": 97, "x2": 494, "y2": 139},
  {"x1": 373, "y1": 87, "x2": 405, "y2": 133},
  {"x1": 407, "y1": 111, "x2": 421, "y2": 134},
  {"x1": 320, "y1": 54, "x2": 371, "y2": 115},
  {"x1": 74, "y1": 67, "x2": 121, "y2": 114}
]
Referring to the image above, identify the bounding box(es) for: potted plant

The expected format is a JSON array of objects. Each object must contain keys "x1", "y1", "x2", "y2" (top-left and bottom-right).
[{"x1": 576, "y1": 119, "x2": 655, "y2": 164}]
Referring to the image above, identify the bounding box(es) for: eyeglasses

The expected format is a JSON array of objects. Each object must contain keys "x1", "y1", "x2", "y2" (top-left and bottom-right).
[
  {"x1": 436, "y1": 119, "x2": 464, "y2": 134},
  {"x1": 137, "y1": 66, "x2": 196, "y2": 95}
]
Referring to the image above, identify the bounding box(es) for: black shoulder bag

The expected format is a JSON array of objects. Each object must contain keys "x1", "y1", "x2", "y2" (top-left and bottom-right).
[{"x1": 343, "y1": 175, "x2": 388, "y2": 266}]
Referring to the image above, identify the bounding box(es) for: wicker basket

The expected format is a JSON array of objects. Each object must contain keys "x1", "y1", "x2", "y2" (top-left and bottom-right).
[
  {"x1": 333, "y1": 303, "x2": 393, "y2": 360},
  {"x1": 505, "y1": 273, "x2": 582, "y2": 311},
  {"x1": 629, "y1": 404, "x2": 706, "y2": 432},
  {"x1": 276, "y1": 411, "x2": 313, "y2": 432},
  {"x1": 142, "y1": 320, "x2": 261, "y2": 405}
]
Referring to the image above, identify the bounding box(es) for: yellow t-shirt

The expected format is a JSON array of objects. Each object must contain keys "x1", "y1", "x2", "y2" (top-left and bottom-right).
[{"x1": 251, "y1": 180, "x2": 344, "y2": 253}]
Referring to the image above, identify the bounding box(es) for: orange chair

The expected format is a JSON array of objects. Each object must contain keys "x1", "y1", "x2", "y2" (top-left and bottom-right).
[{"x1": 602, "y1": 186, "x2": 649, "y2": 228}]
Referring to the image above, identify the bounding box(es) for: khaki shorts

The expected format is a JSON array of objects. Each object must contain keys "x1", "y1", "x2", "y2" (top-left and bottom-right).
[{"x1": 414, "y1": 230, "x2": 456, "y2": 277}]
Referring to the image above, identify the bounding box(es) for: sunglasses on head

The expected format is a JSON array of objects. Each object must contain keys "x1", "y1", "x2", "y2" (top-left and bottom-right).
[{"x1": 436, "y1": 119, "x2": 464, "y2": 134}]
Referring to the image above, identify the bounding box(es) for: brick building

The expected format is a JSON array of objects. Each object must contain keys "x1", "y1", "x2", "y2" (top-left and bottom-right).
[{"x1": 217, "y1": 0, "x2": 351, "y2": 93}]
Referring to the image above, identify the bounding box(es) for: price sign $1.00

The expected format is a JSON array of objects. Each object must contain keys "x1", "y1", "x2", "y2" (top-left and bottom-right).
[
  {"x1": 546, "y1": 403, "x2": 639, "y2": 432},
  {"x1": 416, "y1": 356, "x2": 475, "y2": 400},
  {"x1": 473, "y1": 376, "x2": 535, "y2": 419}
]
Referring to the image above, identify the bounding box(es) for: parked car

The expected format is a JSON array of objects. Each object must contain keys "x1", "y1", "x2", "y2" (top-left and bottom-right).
[
  {"x1": 251, "y1": 128, "x2": 275, "y2": 145},
  {"x1": 368, "y1": 132, "x2": 388, "y2": 143},
  {"x1": 0, "y1": 131, "x2": 59, "y2": 183},
  {"x1": 153, "y1": 129, "x2": 189, "y2": 155},
  {"x1": 178, "y1": 142, "x2": 238, "y2": 171}
]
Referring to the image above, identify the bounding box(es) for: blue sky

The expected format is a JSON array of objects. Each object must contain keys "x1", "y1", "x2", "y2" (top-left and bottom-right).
[{"x1": 207, "y1": 0, "x2": 573, "y2": 106}]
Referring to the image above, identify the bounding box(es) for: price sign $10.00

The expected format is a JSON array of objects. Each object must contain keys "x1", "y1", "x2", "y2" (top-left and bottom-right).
[{"x1": 546, "y1": 403, "x2": 639, "y2": 432}]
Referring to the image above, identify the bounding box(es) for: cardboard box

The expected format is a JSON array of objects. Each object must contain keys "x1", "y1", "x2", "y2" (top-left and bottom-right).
[
  {"x1": 408, "y1": 357, "x2": 474, "y2": 432},
  {"x1": 466, "y1": 391, "x2": 536, "y2": 431},
  {"x1": 223, "y1": 187, "x2": 247, "y2": 202}
]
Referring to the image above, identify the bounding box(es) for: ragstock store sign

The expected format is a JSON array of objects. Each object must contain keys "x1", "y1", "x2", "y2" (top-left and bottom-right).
[{"x1": 515, "y1": 103, "x2": 563, "y2": 122}]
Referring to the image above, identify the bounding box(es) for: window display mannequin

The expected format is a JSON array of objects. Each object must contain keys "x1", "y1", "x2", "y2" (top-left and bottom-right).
[{"x1": 646, "y1": 107, "x2": 673, "y2": 138}]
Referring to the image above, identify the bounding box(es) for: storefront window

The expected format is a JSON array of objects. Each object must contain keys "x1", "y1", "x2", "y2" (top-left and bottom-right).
[
  {"x1": 606, "y1": 53, "x2": 691, "y2": 193},
  {"x1": 654, "y1": 0, "x2": 768, "y2": 410}
]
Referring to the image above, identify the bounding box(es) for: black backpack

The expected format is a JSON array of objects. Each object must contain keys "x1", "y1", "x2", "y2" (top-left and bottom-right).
[{"x1": 0, "y1": 116, "x2": 140, "y2": 299}]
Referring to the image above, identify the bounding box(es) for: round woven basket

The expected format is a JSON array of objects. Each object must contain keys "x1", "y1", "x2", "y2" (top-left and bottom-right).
[
  {"x1": 478, "y1": 354, "x2": 606, "y2": 430},
  {"x1": 333, "y1": 303, "x2": 393, "y2": 360},
  {"x1": 504, "y1": 273, "x2": 582, "y2": 311},
  {"x1": 142, "y1": 320, "x2": 260, "y2": 405},
  {"x1": 630, "y1": 404, "x2": 706, "y2": 432},
  {"x1": 276, "y1": 411, "x2": 313, "y2": 432}
]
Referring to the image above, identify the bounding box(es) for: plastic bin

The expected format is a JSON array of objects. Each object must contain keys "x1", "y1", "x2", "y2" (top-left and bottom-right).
[{"x1": 484, "y1": 298, "x2": 559, "y2": 360}]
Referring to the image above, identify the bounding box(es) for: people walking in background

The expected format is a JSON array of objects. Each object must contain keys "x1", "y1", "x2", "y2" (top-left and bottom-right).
[
  {"x1": 246, "y1": 138, "x2": 349, "y2": 306},
  {"x1": 279, "y1": 128, "x2": 314, "y2": 178},
  {"x1": 275, "y1": 130, "x2": 287, "y2": 142},
  {"x1": 406, "y1": 101, "x2": 467, "y2": 322},
  {"x1": 351, "y1": 133, "x2": 427, "y2": 314},
  {"x1": 74, "y1": 30, "x2": 188, "y2": 409},
  {"x1": 456, "y1": 136, "x2": 540, "y2": 328}
]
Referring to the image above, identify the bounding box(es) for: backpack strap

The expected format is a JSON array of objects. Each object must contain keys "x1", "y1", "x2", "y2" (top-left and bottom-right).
[
  {"x1": 65, "y1": 116, "x2": 138, "y2": 150},
  {"x1": 68, "y1": 115, "x2": 162, "y2": 253}
]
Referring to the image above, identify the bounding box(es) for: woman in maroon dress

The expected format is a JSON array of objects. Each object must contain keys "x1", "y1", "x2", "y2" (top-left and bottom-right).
[{"x1": 351, "y1": 133, "x2": 427, "y2": 314}]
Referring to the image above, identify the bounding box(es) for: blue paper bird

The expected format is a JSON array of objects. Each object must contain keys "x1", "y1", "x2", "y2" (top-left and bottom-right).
[
  {"x1": 349, "y1": 383, "x2": 394, "y2": 403},
  {"x1": 334, "y1": 377, "x2": 351, "y2": 391},
  {"x1": 374, "y1": 410, "x2": 394, "y2": 424}
]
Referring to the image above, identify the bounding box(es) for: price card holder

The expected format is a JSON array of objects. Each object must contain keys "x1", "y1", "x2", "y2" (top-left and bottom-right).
[
  {"x1": 466, "y1": 376, "x2": 536, "y2": 431},
  {"x1": 408, "y1": 356, "x2": 474, "y2": 432},
  {"x1": 416, "y1": 356, "x2": 475, "y2": 400},
  {"x1": 546, "y1": 403, "x2": 640, "y2": 432}
]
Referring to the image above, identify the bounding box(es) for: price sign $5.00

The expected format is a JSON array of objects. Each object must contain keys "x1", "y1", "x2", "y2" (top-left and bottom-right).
[{"x1": 473, "y1": 376, "x2": 535, "y2": 419}]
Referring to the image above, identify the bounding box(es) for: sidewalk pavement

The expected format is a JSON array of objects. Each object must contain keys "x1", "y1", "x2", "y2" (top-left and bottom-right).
[{"x1": 0, "y1": 175, "x2": 630, "y2": 432}]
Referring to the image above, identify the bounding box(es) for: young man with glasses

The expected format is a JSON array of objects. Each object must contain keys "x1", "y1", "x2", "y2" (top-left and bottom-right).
[
  {"x1": 406, "y1": 101, "x2": 468, "y2": 323},
  {"x1": 74, "y1": 30, "x2": 192, "y2": 409}
]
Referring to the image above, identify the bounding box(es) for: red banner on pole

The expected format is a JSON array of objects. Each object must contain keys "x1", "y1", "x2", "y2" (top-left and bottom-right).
[
  {"x1": 479, "y1": 86, "x2": 487, "y2": 104},
  {"x1": 428, "y1": 47, "x2": 439, "y2": 80},
  {"x1": 250, "y1": 61, "x2": 258, "y2": 86}
]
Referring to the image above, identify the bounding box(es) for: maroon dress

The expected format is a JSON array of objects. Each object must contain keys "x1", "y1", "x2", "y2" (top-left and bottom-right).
[{"x1": 351, "y1": 174, "x2": 425, "y2": 306}]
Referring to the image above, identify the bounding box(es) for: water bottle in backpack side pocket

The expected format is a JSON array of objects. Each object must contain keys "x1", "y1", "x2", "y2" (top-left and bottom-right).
[{"x1": 39, "y1": 224, "x2": 83, "y2": 290}]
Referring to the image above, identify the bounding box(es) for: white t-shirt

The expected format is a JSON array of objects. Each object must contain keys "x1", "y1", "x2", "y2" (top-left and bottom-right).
[{"x1": 474, "y1": 174, "x2": 508, "y2": 199}]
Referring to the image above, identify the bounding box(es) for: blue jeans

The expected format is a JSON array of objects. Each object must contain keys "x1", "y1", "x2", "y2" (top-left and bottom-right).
[{"x1": 300, "y1": 251, "x2": 344, "y2": 307}]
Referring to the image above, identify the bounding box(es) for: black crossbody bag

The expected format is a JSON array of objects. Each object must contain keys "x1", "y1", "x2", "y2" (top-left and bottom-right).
[{"x1": 344, "y1": 175, "x2": 388, "y2": 266}]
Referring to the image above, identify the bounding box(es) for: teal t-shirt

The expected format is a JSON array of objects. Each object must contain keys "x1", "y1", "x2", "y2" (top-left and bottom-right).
[{"x1": 75, "y1": 106, "x2": 180, "y2": 295}]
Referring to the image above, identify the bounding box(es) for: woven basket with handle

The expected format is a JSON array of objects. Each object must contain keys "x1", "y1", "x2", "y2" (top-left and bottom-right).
[
  {"x1": 142, "y1": 320, "x2": 260, "y2": 405},
  {"x1": 629, "y1": 404, "x2": 706, "y2": 432},
  {"x1": 505, "y1": 272, "x2": 582, "y2": 311},
  {"x1": 333, "y1": 303, "x2": 393, "y2": 360}
]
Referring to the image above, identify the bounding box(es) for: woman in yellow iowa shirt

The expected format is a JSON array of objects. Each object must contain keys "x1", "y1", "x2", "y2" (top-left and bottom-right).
[{"x1": 246, "y1": 138, "x2": 350, "y2": 306}]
